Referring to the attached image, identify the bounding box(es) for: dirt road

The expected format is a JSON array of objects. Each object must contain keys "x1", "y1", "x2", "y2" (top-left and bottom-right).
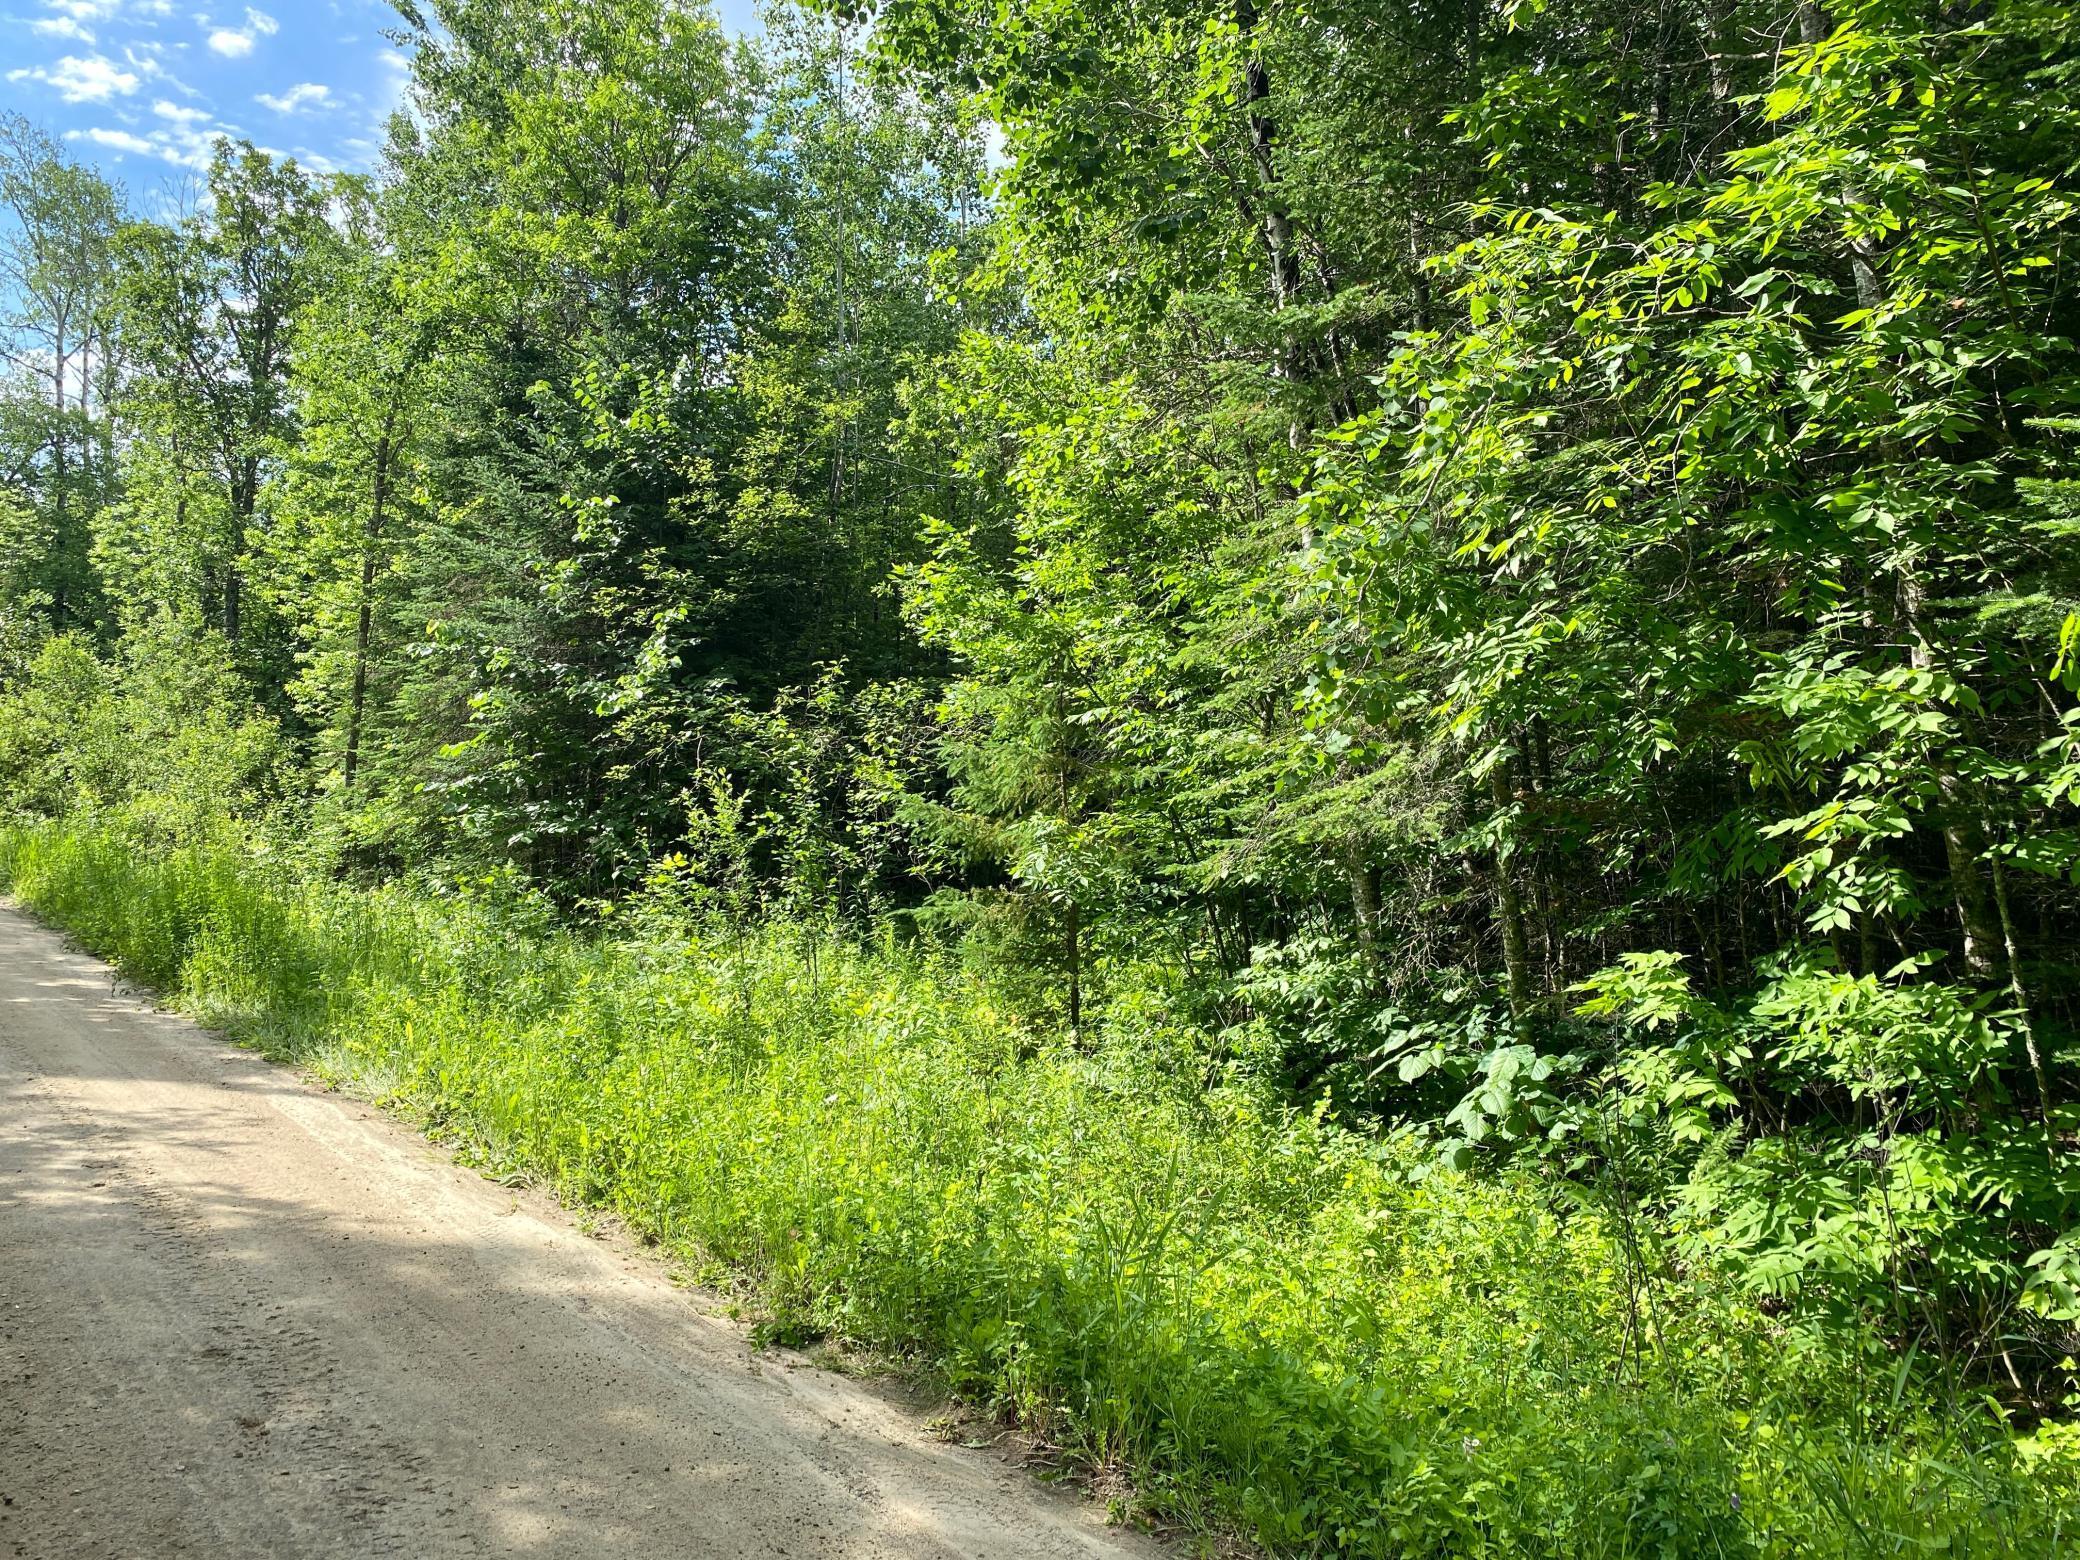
[{"x1": 0, "y1": 904, "x2": 1152, "y2": 1559}]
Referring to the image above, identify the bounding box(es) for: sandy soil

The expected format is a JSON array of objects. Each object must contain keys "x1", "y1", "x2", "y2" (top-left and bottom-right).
[{"x1": 0, "y1": 903, "x2": 1158, "y2": 1559}]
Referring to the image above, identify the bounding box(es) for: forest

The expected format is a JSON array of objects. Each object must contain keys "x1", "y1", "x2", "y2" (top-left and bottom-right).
[{"x1": 2, "y1": 0, "x2": 2078, "y2": 1551}]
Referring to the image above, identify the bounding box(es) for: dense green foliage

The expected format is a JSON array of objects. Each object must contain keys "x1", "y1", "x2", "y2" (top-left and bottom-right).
[
  {"x1": 5, "y1": 818, "x2": 2076, "y2": 1555},
  {"x1": 4, "y1": 0, "x2": 2078, "y2": 1548}
]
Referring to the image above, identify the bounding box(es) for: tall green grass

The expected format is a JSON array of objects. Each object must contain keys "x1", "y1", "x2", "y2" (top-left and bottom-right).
[{"x1": 4, "y1": 820, "x2": 2073, "y2": 1557}]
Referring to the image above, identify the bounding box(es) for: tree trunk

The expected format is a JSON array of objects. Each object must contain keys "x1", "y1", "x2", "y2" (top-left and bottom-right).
[
  {"x1": 1236, "y1": 0, "x2": 1300, "y2": 314},
  {"x1": 342, "y1": 559, "x2": 376, "y2": 788},
  {"x1": 1064, "y1": 896, "x2": 1083, "y2": 1035},
  {"x1": 1989, "y1": 841, "x2": 2056, "y2": 1157},
  {"x1": 1897, "y1": 567, "x2": 2002, "y2": 979},
  {"x1": 342, "y1": 431, "x2": 392, "y2": 791},
  {"x1": 1347, "y1": 837, "x2": 1382, "y2": 956},
  {"x1": 225, "y1": 455, "x2": 262, "y2": 645},
  {"x1": 1516, "y1": 726, "x2": 1561, "y2": 987},
  {"x1": 51, "y1": 320, "x2": 67, "y2": 590},
  {"x1": 1489, "y1": 758, "x2": 1533, "y2": 1026},
  {"x1": 1235, "y1": 0, "x2": 1325, "y2": 459}
]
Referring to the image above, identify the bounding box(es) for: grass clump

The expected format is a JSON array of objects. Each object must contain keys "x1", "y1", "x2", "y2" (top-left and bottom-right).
[{"x1": 4, "y1": 820, "x2": 2074, "y2": 1557}]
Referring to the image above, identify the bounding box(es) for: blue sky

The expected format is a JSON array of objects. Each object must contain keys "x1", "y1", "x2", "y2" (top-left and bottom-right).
[{"x1": 3, "y1": 0, "x2": 762, "y2": 204}]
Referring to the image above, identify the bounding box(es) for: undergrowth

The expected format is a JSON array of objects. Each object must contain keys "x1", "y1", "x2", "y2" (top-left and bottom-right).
[{"x1": 3, "y1": 821, "x2": 2074, "y2": 1557}]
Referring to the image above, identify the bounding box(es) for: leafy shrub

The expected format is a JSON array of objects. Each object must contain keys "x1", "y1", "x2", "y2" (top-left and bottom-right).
[
  {"x1": 1581, "y1": 950, "x2": 2079, "y2": 1388},
  {"x1": 0, "y1": 618, "x2": 288, "y2": 847}
]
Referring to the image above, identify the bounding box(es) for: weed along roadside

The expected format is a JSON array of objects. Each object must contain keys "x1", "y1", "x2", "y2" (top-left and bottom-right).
[{"x1": 4, "y1": 824, "x2": 2074, "y2": 1557}]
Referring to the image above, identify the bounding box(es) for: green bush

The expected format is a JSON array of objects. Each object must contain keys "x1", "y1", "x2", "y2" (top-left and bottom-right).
[
  {"x1": 0, "y1": 620, "x2": 288, "y2": 848},
  {"x1": 3, "y1": 820, "x2": 2073, "y2": 1557}
]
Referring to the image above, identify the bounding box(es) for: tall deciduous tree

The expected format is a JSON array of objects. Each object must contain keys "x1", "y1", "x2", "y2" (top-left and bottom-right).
[
  {"x1": 0, "y1": 115, "x2": 123, "y2": 637},
  {"x1": 105, "y1": 141, "x2": 329, "y2": 674}
]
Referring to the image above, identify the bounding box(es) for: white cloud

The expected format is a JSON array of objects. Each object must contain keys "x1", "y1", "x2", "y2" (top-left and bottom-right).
[
  {"x1": 159, "y1": 125, "x2": 231, "y2": 168},
  {"x1": 71, "y1": 127, "x2": 156, "y2": 156},
  {"x1": 67, "y1": 116, "x2": 228, "y2": 171},
  {"x1": 28, "y1": 0, "x2": 180, "y2": 36},
  {"x1": 204, "y1": 6, "x2": 275, "y2": 56},
  {"x1": 121, "y1": 41, "x2": 172, "y2": 81},
  {"x1": 255, "y1": 82, "x2": 331, "y2": 115},
  {"x1": 30, "y1": 16, "x2": 97, "y2": 42},
  {"x1": 6, "y1": 53, "x2": 141, "y2": 103},
  {"x1": 152, "y1": 98, "x2": 210, "y2": 123}
]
